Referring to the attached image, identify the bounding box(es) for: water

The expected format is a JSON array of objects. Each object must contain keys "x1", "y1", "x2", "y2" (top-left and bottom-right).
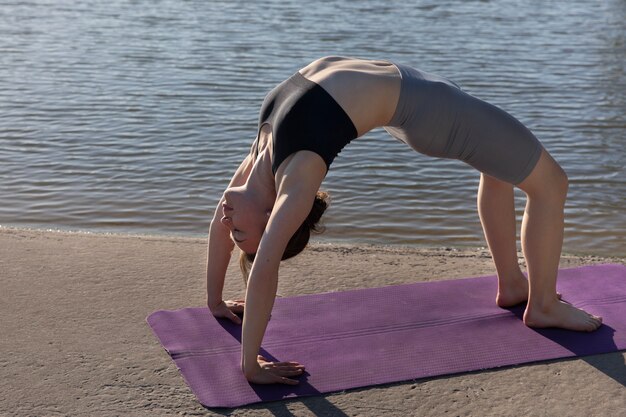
[{"x1": 1, "y1": 0, "x2": 624, "y2": 256}]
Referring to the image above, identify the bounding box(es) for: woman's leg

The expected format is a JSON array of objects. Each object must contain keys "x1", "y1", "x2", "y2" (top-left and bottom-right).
[
  {"x1": 516, "y1": 149, "x2": 602, "y2": 331},
  {"x1": 477, "y1": 173, "x2": 529, "y2": 307}
]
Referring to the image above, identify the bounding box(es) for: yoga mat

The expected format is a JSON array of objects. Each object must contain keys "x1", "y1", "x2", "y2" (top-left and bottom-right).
[{"x1": 147, "y1": 264, "x2": 626, "y2": 408}]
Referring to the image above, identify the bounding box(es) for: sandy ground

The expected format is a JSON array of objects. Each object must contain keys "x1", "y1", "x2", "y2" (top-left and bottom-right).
[{"x1": 1, "y1": 227, "x2": 624, "y2": 417}]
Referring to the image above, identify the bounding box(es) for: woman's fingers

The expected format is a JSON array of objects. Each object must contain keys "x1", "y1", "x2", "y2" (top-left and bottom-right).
[
  {"x1": 265, "y1": 364, "x2": 305, "y2": 378},
  {"x1": 273, "y1": 361, "x2": 304, "y2": 367},
  {"x1": 277, "y1": 376, "x2": 299, "y2": 385},
  {"x1": 246, "y1": 366, "x2": 301, "y2": 385},
  {"x1": 225, "y1": 299, "x2": 245, "y2": 314},
  {"x1": 227, "y1": 310, "x2": 242, "y2": 324},
  {"x1": 257, "y1": 356, "x2": 303, "y2": 366},
  {"x1": 274, "y1": 364, "x2": 304, "y2": 371},
  {"x1": 257, "y1": 356, "x2": 305, "y2": 379},
  {"x1": 264, "y1": 361, "x2": 305, "y2": 369},
  {"x1": 277, "y1": 369, "x2": 305, "y2": 377},
  {"x1": 274, "y1": 363, "x2": 305, "y2": 369},
  {"x1": 210, "y1": 301, "x2": 242, "y2": 324},
  {"x1": 266, "y1": 369, "x2": 300, "y2": 385}
]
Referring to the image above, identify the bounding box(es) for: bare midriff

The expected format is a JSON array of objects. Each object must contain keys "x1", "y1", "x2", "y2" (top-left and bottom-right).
[{"x1": 298, "y1": 56, "x2": 402, "y2": 137}]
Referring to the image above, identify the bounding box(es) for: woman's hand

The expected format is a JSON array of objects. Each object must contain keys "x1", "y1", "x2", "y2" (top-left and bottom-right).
[
  {"x1": 209, "y1": 299, "x2": 245, "y2": 324},
  {"x1": 244, "y1": 355, "x2": 305, "y2": 385}
]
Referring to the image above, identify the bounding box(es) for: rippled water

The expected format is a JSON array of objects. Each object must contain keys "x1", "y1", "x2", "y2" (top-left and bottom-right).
[{"x1": 1, "y1": 0, "x2": 624, "y2": 256}]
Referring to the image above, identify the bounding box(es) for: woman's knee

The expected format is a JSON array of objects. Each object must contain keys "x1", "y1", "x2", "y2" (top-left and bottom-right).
[
  {"x1": 546, "y1": 160, "x2": 569, "y2": 198},
  {"x1": 555, "y1": 165, "x2": 569, "y2": 197},
  {"x1": 517, "y1": 150, "x2": 568, "y2": 201}
]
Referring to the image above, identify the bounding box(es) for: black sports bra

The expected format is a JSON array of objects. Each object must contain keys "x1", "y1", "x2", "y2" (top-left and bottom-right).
[{"x1": 257, "y1": 71, "x2": 358, "y2": 174}]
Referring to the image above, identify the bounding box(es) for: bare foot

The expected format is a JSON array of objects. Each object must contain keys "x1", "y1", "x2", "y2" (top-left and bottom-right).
[
  {"x1": 497, "y1": 274, "x2": 562, "y2": 308},
  {"x1": 497, "y1": 276, "x2": 529, "y2": 307},
  {"x1": 524, "y1": 300, "x2": 603, "y2": 332}
]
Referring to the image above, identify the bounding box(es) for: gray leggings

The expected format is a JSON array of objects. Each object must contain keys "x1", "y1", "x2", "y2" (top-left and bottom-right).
[{"x1": 384, "y1": 63, "x2": 542, "y2": 184}]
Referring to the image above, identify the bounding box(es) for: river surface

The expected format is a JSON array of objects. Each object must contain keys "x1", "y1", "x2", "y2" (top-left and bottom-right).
[{"x1": 1, "y1": 0, "x2": 624, "y2": 256}]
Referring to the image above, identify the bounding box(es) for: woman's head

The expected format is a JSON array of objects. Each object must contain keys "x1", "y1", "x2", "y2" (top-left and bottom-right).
[
  {"x1": 239, "y1": 190, "x2": 330, "y2": 284},
  {"x1": 220, "y1": 184, "x2": 272, "y2": 254}
]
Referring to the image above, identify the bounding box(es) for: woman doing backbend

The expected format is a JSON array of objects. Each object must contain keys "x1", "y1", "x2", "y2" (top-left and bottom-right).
[{"x1": 205, "y1": 56, "x2": 603, "y2": 385}]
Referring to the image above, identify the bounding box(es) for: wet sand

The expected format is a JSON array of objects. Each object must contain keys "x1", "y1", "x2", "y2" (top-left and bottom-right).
[{"x1": 1, "y1": 227, "x2": 624, "y2": 417}]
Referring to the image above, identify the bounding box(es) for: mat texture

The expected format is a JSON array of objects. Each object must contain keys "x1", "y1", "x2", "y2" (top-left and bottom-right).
[{"x1": 147, "y1": 264, "x2": 626, "y2": 408}]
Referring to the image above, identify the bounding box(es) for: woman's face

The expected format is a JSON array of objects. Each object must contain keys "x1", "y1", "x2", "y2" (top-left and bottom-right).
[{"x1": 220, "y1": 185, "x2": 270, "y2": 254}]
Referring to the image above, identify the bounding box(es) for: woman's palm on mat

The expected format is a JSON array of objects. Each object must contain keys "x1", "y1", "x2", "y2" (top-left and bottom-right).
[
  {"x1": 209, "y1": 301, "x2": 305, "y2": 385},
  {"x1": 210, "y1": 299, "x2": 245, "y2": 324},
  {"x1": 246, "y1": 355, "x2": 305, "y2": 385}
]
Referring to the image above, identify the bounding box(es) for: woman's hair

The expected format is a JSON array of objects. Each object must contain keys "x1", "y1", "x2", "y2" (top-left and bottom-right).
[{"x1": 239, "y1": 190, "x2": 330, "y2": 285}]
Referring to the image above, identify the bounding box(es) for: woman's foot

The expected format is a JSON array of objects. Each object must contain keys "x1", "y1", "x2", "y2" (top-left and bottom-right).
[
  {"x1": 496, "y1": 272, "x2": 562, "y2": 308},
  {"x1": 524, "y1": 299, "x2": 602, "y2": 332},
  {"x1": 496, "y1": 274, "x2": 529, "y2": 308}
]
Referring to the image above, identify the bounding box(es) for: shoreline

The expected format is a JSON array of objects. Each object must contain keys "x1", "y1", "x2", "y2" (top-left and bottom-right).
[
  {"x1": 1, "y1": 225, "x2": 622, "y2": 259},
  {"x1": 1, "y1": 227, "x2": 624, "y2": 416}
]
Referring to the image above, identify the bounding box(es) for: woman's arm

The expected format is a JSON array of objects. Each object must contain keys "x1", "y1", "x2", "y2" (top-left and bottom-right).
[
  {"x1": 241, "y1": 151, "x2": 326, "y2": 383},
  {"x1": 206, "y1": 153, "x2": 254, "y2": 318}
]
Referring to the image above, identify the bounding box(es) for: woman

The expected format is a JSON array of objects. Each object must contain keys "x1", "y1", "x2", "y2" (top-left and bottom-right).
[{"x1": 205, "y1": 56, "x2": 602, "y2": 385}]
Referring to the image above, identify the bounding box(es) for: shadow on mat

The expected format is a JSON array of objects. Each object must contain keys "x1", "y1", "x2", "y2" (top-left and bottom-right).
[
  {"x1": 508, "y1": 305, "x2": 625, "y2": 387},
  {"x1": 213, "y1": 318, "x2": 350, "y2": 417}
]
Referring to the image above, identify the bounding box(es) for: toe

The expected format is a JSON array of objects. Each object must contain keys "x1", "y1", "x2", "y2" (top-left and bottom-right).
[
  {"x1": 588, "y1": 316, "x2": 602, "y2": 331},
  {"x1": 594, "y1": 315, "x2": 603, "y2": 327}
]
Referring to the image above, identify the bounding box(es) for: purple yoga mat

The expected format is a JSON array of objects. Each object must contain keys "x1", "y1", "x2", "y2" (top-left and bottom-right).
[{"x1": 147, "y1": 264, "x2": 626, "y2": 408}]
